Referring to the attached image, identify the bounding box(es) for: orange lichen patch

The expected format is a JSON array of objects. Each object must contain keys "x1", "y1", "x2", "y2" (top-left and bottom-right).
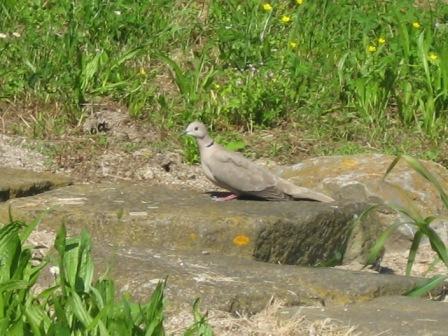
[
  {"x1": 190, "y1": 233, "x2": 198, "y2": 240},
  {"x1": 340, "y1": 158, "x2": 358, "y2": 169},
  {"x1": 233, "y1": 235, "x2": 250, "y2": 246}
]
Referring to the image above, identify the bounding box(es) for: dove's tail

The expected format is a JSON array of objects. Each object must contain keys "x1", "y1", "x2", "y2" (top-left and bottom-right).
[{"x1": 277, "y1": 178, "x2": 334, "y2": 203}]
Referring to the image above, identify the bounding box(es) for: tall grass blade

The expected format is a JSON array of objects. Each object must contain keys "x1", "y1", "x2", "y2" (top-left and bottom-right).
[
  {"x1": 406, "y1": 230, "x2": 422, "y2": 276},
  {"x1": 425, "y1": 227, "x2": 448, "y2": 267},
  {"x1": 406, "y1": 275, "x2": 447, "y2": 297},
  {"x1": 366, "y1": 221, "x2": 403, "y2": 265},
  {"x1": 184, "y1": 298, "x2": 213, "y2": 336}
]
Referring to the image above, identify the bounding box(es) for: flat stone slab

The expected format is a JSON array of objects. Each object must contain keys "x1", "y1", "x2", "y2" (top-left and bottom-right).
[
  {"x1": 295, "y1": 296, "x2": 448, "y2": 335},
  {"x1": 0, "y1": 167, "x2": 72, "y2": 201},
  {"x1": 91, "y1": 244, "x2": 429, "y2": 315},
  {"x1": 0, "y1": 182, "x2": 378, "y2": 266}
]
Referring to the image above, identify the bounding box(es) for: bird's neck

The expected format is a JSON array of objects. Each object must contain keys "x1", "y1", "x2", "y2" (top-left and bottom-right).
[{"x1": 197, "y1": 135, "x2": 214, "y2": 151}]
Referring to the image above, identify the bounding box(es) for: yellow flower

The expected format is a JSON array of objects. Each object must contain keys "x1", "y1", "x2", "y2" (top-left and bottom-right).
[
  {"x1": 213, "y1": 83, "x2": 220, "y2": 89},
  {"x1": 378, "y1": 37, "x2": 386, "y2": 44},
  {"x1": 233, "y1": 235, "x2": 250, "y2": 246},
  {"x1": 139, "y1": 67, "x2": 147, "y2": 76},
  {"x1": 428, "y1": 52, "x2": 439, "y2": 61},
  {"x1": 262, "y1": 3, "x2": 273, "y2": 12},
  {"x1": 296, "y1": 0, "x2": 304, "y2": 4},
  {"x1": 412, "y1": 21, "x2": 421, "y2": 29},
  {"x1": 280, "y1": 15, "x2": 291, "y2": 24},
  {"x1": 289, "y1": 41, "x2": 298, "y2": 49},
  {"x1": 367, "y1": 45, "x2": 377, "y2": 53}
]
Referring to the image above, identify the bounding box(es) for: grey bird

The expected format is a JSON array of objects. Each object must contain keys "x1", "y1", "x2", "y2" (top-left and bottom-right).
[{"x1": 184, "y1": 121, "x2": 334, "y2": 202}]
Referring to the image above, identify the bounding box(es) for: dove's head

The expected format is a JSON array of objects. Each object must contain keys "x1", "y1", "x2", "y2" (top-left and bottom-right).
[{"x1": 184, "y1": 121, "x2": 208, "y2": 139}]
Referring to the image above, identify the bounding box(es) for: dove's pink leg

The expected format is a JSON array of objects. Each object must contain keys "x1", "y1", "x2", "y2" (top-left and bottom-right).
[{"x1": 212, "y1": 193, "x2": 238, "y2": 201}]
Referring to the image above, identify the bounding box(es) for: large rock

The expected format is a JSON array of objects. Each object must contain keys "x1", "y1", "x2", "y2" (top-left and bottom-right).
[
  {"x1": 0, "y1": 183, "x2": 378, "y2": 266},
  {"x1": 279, "y1": 154, "x2": 448, "y2": 243},
  {"x1": 92, "y1": 244, "x2": 432, "y2": 314},
  {"x1": 0, "y1": 167, "x2": 72, "y2": 201},
  {"x1": 295, "y1": 295, "x2": 448, "y2": 335},
  {"x1": 0, "y1": 170, "x2": 446, "y2": 333}
]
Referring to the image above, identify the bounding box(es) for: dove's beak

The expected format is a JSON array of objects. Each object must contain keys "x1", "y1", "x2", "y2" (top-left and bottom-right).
[{"x1": 181, "y1": 129, "x2": 189, "y2": 136}]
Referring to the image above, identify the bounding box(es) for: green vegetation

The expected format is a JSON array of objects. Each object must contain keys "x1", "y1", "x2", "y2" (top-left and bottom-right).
[
  {"x1": 0, "y1": 215, "x2": 212, "y2": 335},
  {"x1": 365, "y1": 155, "x2": 448, "y2": 296},
  {"x1": 1, "y1": 0, "x2": 448, "y2": 147}
]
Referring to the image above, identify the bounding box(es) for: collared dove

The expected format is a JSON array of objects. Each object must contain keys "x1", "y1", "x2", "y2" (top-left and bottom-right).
[{"x1": 184, "y1": 121, "x2": 334, "y2": 202}]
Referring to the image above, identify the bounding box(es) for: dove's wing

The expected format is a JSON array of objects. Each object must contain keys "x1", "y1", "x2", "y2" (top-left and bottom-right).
[{"x1": 203, "y1": 144, "x2": 288, "y2": 200}]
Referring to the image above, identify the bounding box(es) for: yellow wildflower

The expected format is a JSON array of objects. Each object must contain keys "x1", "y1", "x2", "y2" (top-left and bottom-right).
[
  {"x1": 262, "y1": 3, "x2": 273, "y2": 12},
  {"x1": 233, "y1": 235, "x2": 250, "y2": 246},
  {"x1": 378, "y1": 37, "x2": 386, "y2": 44},
  {"x1": 213, "y1": 83, "x2": 220, "y2": 89},
  {"x1": 280, "y1": 15, "x2": 291, "y2": 24},
  {"x1": 139, "y1": 67, "x2": 147, "y2": 76},
  {"x1": 428, "y1": 52, "x2": 439, "y2": 61},
  {"x1": 289, "y1": 41, "x2": 298, "y2": 49},
  {"x1": 296, "y1": 0, "x2": 304, "y2": 4},
  {"x1": 367, "y1": 45, "x2": 377, "y2": 53},
  {"x1": 412, "y1": 21, "x2": 421, "y2": 29}
]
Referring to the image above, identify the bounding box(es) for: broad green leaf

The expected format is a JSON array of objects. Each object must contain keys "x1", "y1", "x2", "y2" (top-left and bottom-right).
[
  {"x1": 78, "y1": 229, "x2": 94, "y2": 292},
  {"x1": 68, "y1": 289, "x2": 93, "y2": 327},
  {"x1": 144, "y1": 280, "x2": 166, "y2": 336},
  {"x1": 0, "y1": 280, "x2": 28, "y2": 293}
]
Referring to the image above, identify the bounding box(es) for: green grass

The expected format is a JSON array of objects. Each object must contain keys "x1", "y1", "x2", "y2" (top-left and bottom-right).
[
  {"x1": 0, "y1": 214, "x2": 212, "y2": 335},
  {"x1": 1, "y1": 0, "x2": 448, "y2": 141}
]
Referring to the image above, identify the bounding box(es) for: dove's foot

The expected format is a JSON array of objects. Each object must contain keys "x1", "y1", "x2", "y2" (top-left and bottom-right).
[{"x1": 212, "y1": 193, "x2": 238, "y2": 202}]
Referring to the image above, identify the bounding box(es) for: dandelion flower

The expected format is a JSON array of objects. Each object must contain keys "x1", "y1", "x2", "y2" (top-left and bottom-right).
[
  {"x1": 262, "y1": 3, "x2": 273, "y2": 12},
  {"x1": 296, "y1": 0, "x2": 304, "y2": 4},
  {"x1": 412, "y1": 21, "x2": 421, "y2": 29},
  {"x1": 367, "y1": 45, "x2": 377, "y2": 53},
  {"x1": 428, "y1": 52, "x2": 439, "y2": 61},
  {"x1": 289, "y1": 41, "x2": 298, "y2": 49},
  {"x1": 378, "y1": 37, "x2": 386, "y2": 44},
  {"x1": 280, "y1": 15, "x2": 291, "y2": 24}
]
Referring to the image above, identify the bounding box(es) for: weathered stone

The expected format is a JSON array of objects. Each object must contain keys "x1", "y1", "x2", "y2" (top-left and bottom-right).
[
  {"x1": 293, "y1": 295, "x2": 448, "y2": 336},
  {"x1": 279, "y1": 154, "x2": 448, "y2": 216},
  {"x1": 0, "y1": 183, "x2": 379, "y2": 266},
  {"x1": 0, "y1": 167, "x2": 72, "y2": 202},
  {"x1": 91, "y1": 245, "x2": 432, "y2": 315},
  {"x1": 279, "y1": 154, "x2": 448, "y2": 243}
]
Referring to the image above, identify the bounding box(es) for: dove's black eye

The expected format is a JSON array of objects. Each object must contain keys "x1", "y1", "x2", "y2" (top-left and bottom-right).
[{"x1": 194, "y1": 126, "x2": 198, "y2": 131}]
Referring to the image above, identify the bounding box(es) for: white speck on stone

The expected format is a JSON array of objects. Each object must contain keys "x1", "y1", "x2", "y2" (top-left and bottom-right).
[
  {"x1": 129, "y1": 211, "x2": 148, "y2": 217},
  {"x1": 55, "y1": 197, "x2": 88, "y2": 205}
]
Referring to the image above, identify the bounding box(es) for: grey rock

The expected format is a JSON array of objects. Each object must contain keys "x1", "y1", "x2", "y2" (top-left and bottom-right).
[
  {"x1": 294, "y1": 295, "x2": 448, "y2": 336},
  {"x1": 1, "y1": 183, "x2": 379, "y2": 266},
  {"x1": 0, "y1": 167, "x2": 72, "y2": 202}
]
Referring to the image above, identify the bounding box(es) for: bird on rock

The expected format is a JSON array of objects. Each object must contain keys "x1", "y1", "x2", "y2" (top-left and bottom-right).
[{"x1": 184, "y1": 121, "x2": 334, "y2": 202}]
